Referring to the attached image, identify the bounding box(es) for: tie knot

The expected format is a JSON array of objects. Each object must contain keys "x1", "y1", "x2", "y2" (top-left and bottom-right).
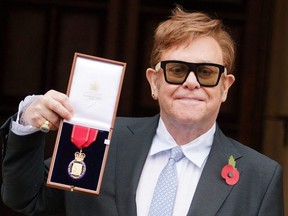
[{"x1": 170, "y1": 146, "x2": 184, "y2": 162}]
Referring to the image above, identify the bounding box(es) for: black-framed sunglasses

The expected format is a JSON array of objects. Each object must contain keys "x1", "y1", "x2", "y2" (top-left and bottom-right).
[{"x1": 155, "y1": 60, "x2": 226, "y2": 87}]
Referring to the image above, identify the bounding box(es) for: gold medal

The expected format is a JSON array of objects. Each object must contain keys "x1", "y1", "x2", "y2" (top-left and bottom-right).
[{"x1": 68, "y1": 150, "x2": 86, "y2": 179}]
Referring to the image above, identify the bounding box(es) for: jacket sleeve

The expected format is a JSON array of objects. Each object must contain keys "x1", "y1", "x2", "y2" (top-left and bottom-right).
[
  {"x1": 1, "y1": 115, "x2": 64, "y2": 216},
  {"x1": 257, "y1": 164, "x2": 284, "y2": 216}
]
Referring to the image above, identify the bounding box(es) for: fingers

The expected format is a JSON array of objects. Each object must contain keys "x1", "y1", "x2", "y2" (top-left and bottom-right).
[
  {"x1": 44, "y1": 90, "x2": 74, "y2": 120},
  {"x1": 21, "y1": 90, "x2": 74, "y2": 130}
]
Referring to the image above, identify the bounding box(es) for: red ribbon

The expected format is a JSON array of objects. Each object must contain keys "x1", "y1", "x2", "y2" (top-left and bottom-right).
[{"x1": 71, "y1": 125, "x2": 98, "y2": 149}]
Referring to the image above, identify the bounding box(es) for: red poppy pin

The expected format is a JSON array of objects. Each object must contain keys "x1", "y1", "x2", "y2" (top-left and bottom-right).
[{"x1": 221, "y1": 155, "x2": 240, "y2": 186}]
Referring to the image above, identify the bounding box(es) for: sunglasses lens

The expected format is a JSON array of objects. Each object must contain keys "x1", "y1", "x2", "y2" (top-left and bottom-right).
[
  {"x1": 165, "y1": 62, "x2": 189, "y2": 84},
  {"x1": 196, "y1": 65, "x2": 222, "y2": 86}
]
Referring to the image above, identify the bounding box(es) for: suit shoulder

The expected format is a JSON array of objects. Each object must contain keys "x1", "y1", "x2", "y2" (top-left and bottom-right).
[
  {"x1": 215, "y1": 127, "x2": 280, "y2": 169},
  {"x1": 114, "y1": 115, "x2": 159, "y2": 129},
  {"x1": 228, "y1": 137, "x2": 281, "y2": 171}
]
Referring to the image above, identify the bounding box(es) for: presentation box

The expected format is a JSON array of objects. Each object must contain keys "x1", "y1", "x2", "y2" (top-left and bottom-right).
[{"x1": 47, "y1": 52, "x2": 126, "y2": 195}]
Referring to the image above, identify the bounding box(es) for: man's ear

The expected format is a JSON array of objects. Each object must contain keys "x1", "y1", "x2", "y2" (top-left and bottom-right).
[
  {"x1": 221, "y1": 74, "x2": 235, "y2": 102},
  {"x1": 146, "y1": 68, "x2": 158, "y2": 100}
]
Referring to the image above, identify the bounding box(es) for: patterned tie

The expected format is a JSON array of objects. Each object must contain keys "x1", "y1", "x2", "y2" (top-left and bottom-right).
[{"x1": 148, "y1": 146, "x2": 184, "y2": 216}]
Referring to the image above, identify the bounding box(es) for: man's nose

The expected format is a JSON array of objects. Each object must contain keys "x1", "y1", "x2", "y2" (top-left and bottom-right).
[{"x1": 182, "y1": 71, "x2": 200, "y2": 89}]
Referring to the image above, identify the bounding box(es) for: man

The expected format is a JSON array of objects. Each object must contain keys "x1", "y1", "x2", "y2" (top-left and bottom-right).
[{"x1": 1, "y1": 6, "x2": 284, "y2": 216}]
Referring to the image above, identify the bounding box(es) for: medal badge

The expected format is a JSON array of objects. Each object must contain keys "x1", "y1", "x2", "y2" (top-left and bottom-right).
[{"x1": 68, "y1": 125, "x2": 98, "y2": 179}]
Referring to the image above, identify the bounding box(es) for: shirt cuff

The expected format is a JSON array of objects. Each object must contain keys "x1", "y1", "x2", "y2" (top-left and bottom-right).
[{"x1": 11, "y1": 95, "x2": 42, "y2": 135}]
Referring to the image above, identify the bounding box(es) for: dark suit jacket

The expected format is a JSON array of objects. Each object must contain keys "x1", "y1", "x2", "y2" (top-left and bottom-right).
[{"x1": 0, "y1": 114, "x2": 284, "y2": 216}]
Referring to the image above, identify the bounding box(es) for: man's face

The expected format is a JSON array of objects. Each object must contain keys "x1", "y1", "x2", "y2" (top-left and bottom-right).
[{"x1": 146, "y1": 36, "x2": 235, "y2": 129}]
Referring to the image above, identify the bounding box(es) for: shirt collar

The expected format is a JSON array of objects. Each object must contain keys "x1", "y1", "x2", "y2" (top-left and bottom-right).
[{"x1": 150, "y1": 118, "x2": 215, "y2": 168}]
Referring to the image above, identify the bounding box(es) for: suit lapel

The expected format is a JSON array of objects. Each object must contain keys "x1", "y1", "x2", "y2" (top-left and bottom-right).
[
  {"x1": 187, "y1": 126, "x2": 242, "y2": 216},
  {"x1": 115, "y1": 115, "x2": 160, "y2": 216}
]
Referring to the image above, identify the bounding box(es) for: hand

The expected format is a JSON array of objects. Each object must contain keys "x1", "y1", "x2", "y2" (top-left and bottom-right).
[{"x1": 21, "y1": 90, "x2": 74, "y2": 131}]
